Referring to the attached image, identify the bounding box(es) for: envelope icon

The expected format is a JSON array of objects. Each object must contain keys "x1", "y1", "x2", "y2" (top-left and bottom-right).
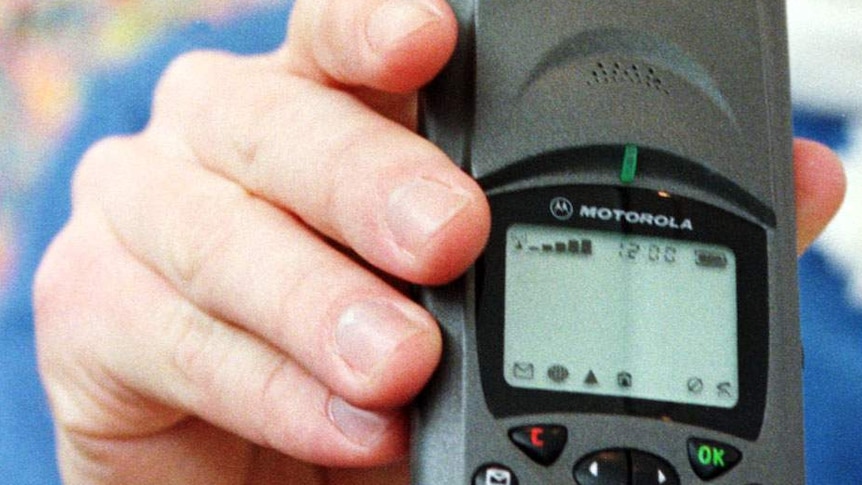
[
  {"x1": 513, "y1": 362, "x2": 534, "y2": 380},
  {"x1": 485, "y1": 468, "x2": 512, "y2": 485}
]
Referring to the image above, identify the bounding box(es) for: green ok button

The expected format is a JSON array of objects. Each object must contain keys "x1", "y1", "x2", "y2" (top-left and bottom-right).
[{"x1": 687, "y1": 438, "x2": 742, "y2": 480}]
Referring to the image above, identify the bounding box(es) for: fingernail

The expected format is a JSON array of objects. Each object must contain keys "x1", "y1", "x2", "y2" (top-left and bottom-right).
[
  {"x1": 367, "y1": 0, "x2": 443, "y2": 52},
  {"x1": 386, "y1": 177, "x2": 470, "y2": 257},
  {"x1": 328, "y1": 396, "x2": 394, "y2": 447},
  {"x1": 336, "y1": 300, "x2": 427, "y2": 377}
]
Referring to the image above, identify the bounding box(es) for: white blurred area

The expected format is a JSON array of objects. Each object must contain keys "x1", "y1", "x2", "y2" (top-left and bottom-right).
[{"x1": 789, "y1": 0, "x2": 862, "y2": 307}]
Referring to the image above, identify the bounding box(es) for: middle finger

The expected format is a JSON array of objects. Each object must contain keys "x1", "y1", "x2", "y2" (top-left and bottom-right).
[{"x1": 74, "y1": 134, "x2": 442, "y2": 409}]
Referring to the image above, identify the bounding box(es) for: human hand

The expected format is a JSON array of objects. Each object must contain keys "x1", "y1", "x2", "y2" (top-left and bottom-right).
[
  {"x1": 35, "y1": 0, "x2": 479, "y2": 483},
  {"x1": 33, "y1": 0, "x2": 845, "y2": 484},
  {"x1": 793, "y1": 138, "x2": 846, "y2": 254}
]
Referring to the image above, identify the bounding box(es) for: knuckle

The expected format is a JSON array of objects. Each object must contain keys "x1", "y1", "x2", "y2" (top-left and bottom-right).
[
  {"x1": 156, "y1": 50, "x2": 222, "y2": 93},
  {"x1": 32, "y1": 221, "x2": 110, "y2": 338},
  {"x1": 321, "y1": 118, "x2": 381, "y2": 226},
  {"x1": 169, "y1": 300, "x2": 293, "y2": 445},
  {"x1": 152, "y1": 50, "x2": 238, "y2": 123},
  {"x1": 71, "y1": 135, "x2": 136, "y2": 206},
  {"x1": 166, "y1": 182, "x2": 253, "y2": 291},
  {"x1": 170, "y1": 302, "x2": 221, "y2": 392},
  {"x1": 32, "y1": 227, "x2": 78, "y2": 330},
  {"x1": 254, "y1": 356, "x2": 298, "y2": 449},
  {"x1": 32, "y1": 228, "x2": 109, "y2": 426}
]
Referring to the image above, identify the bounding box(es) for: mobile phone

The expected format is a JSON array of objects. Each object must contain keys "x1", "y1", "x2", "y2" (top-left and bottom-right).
[{"x1": 412, "y1": 1, "x2": 802, "y2": 484}]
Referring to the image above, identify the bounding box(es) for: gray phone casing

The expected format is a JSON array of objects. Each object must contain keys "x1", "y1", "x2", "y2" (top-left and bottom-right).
[{"x1": 413, "y1": 1, "x2": 801, "y2": 483}]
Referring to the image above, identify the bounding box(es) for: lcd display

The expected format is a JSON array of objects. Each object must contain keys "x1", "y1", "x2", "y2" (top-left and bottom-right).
[{"x1": 503, "y1": 224, "x2": 739, "y2": 408}]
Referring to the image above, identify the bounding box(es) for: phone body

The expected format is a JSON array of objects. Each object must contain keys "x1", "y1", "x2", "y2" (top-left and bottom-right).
[{"x1": 412, "y1": 1, "x2": 802, "y2": 484}]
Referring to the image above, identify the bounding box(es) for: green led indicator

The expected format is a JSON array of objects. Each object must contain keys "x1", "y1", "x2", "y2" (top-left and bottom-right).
[{"x1": 621, "y1": 144, "x2": 638, "y2": 184}]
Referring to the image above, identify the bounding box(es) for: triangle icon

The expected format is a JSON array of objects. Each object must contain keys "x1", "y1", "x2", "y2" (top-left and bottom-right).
[{"x1": 585, "y1": 370, "x2": 599, "y2": 385}]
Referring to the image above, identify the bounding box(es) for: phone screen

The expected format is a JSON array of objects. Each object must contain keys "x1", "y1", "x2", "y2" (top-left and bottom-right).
[{"x1": 503, "y1": 224, "x2": 739, "y2": 409}]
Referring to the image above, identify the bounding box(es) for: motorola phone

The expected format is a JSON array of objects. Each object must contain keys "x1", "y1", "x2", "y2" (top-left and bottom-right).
[{"x1": 412, "y1": 1, "x2": 802, "y2": 484}]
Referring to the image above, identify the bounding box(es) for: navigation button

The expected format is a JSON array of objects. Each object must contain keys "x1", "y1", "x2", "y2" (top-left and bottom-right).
[
  {"x1": 687, "y1": 438, "x2": 741, "y2": 480},
  {"x1": 573, "y1": 450, "x2": 628, "y2": 484},
  {"x1": 509, "y1": 425, "x2": 567, "y2": 466},
  {"x1": 631, "y1": 451, "x2": 679, "y2": 485}
]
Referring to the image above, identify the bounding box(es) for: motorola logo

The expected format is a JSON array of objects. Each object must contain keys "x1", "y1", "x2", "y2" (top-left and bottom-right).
[
  {"x1": 579, "y1": 204, "x2": 694, "y2": 231},
  {"x1": 550, "y1": 197, "x2": 575, "y2": 220}
]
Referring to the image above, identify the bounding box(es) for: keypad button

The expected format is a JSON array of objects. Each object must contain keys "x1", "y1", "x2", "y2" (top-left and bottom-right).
[
  {"x1": 687, "y1": 437, "x2": 742, "y2": 480},
  {"x1": 574, "y1": 450, "x2": 629, "y2": 484},
  {"x1": 631, "y1": 451, "x2": 679, "y2": 485},
  {"x1": 473, "y1": 463, "x2": 519, "y2": 485},
  {"x1": 509, "y1": 424, "x2": 568, "y2": 466}
]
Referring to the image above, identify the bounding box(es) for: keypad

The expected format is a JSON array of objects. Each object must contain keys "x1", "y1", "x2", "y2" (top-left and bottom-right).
[
  {"x1": 574, "y1": 449, "x2": 679, "y2": 485},
  {"x1": 467, "y1": 428, "x2": 747, "y2": 484}
]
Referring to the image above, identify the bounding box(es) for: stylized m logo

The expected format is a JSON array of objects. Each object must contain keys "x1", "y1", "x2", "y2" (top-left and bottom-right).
[{"x1": 549, "y1": 197, "x2": 574, "y2": 220}]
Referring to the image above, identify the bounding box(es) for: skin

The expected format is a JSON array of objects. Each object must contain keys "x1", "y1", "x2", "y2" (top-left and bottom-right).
[{"x1": 32, "y1": 0, "x2": 846, "y2": 483}]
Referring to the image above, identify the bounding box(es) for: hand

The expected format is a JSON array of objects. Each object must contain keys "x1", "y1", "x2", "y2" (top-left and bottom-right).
[
  {"x1": 33, "y1": 0, "x2": 845, "y2": 484},
  {"x1": 36, "y1": 0, "x2": 477, "y2": 482},
  {"x1": 793, "y1": 138, "x2": 846, "y2": 254}
]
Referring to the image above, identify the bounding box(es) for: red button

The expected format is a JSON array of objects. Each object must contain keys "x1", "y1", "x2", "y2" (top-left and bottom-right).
[{"x1": 508, "y1": 425, "x2": 568, "y2": 466}]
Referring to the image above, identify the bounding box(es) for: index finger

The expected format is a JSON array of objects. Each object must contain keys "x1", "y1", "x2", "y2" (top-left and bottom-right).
[
  {"x1": 282, "y1": 0, "x2": 458, "y2": 93},
  {"x1": 147, "y1": 50, "x2": 489, "y2": 286}
]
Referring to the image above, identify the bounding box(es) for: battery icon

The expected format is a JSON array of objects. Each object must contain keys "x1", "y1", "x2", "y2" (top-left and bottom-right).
[{"x1": 695, "y1": 250, "x2": 728, "y2": 269}]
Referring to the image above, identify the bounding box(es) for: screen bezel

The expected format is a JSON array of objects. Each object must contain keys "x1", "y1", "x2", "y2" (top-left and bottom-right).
[{"x1": 477, "y1": 185, "x2": 768, "y2": 440}]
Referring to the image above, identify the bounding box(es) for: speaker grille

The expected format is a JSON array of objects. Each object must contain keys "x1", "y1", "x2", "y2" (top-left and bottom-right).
[{"x1": 588, "y1": 61, "x2": 670, "y2": 95}]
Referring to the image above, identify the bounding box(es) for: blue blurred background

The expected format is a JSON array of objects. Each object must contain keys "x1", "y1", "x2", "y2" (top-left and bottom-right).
[{"x1": 1, "y1": 0, "x2": 859, "y2": 483}]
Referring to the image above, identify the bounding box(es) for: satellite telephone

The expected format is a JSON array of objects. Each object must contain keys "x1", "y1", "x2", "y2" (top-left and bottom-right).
[{"x1": 413, "y1": 1, "x2": 802, "y2": 484}]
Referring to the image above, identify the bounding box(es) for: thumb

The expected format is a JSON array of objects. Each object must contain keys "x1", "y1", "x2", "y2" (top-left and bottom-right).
[{"x1": 794, "y1": 138, "x2": 847, "y2": 255}]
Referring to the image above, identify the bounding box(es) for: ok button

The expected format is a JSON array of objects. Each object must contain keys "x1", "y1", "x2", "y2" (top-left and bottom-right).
[{"x1": 687, "y1": 437, "x2": 742, "y2": 480}]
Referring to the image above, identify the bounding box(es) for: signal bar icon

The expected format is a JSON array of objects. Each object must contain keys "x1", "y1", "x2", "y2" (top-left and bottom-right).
[{"x1": 521, "y1": 238, "x2": 593, "y2": 256}]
